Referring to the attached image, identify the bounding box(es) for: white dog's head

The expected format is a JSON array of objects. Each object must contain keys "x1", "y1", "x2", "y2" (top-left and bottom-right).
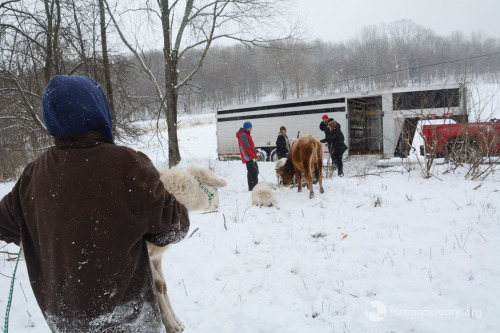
[
  {"x1": 160, "y1": 165, "x2": 227, "y2": 212},
  {"x1": 187, "y1": 166, "x2": 227, "y2": 210}
]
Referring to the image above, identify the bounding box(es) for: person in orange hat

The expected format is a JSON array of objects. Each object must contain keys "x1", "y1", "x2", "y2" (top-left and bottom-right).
[
  {"x1": 320, "y1": 120, "x2": 348, "y2": 177},
  {"x1": 319, "y1": 114, "x2": 334, "y2": 138},
  {"x1": 319, "y1": 114, "x2": 334, "y2": 161}
]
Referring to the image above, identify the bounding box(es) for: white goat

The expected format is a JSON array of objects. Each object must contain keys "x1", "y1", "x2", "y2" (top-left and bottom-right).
[
  {"x1": 251, "y1": 182, "x2": 278, "y2": 208},
  {"x1": 147, "y1": 165, "x2": 227, "y2": 333}
]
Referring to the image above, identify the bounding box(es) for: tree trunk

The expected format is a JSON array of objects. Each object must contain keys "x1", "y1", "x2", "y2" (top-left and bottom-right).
[
  {"x1": 71, "y1": 0, "x2": 90, "y2": 75},
  {"x1": 160, "y1": 0, "x2": 181, "y2": 167},
  {"x1": 164, "y1": 50, "x2": 181, "y2": 167},
  {"x1": 99, "y1": 0, "x2": 116, "y2": 135},
  {"x1": 53, "y1": 0, "x2": 61, "y2": 74},
  {"x1": 165, "y1": 84, "x2": 181, "y2": 167},
  {"x1": 43, "y1": 0, "x2": 53, "y2": 83}
]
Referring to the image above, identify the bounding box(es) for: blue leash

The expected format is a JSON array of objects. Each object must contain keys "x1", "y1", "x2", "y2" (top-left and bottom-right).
[
  {"x1": 4, "y1": 248, "x2": 22, "y2": 333},
  {"x1": 194, "y1": 177, "x2": 217, "y2": 203}
]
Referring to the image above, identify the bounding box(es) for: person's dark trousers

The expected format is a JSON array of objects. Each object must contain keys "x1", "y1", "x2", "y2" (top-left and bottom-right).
[
  {"x1": 329, "y1": 153, "x2": 337, "y2": 169},
  {"x1": 246, "y1": 160, "x2": 259, "y2": 191},
  {"x1": 333, "y1": 153, "x2": 343, "y2": 175}
]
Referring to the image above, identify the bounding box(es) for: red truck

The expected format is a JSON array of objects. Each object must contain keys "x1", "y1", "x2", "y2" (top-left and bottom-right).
[{"x1": 420, "y1": 119, "x2": 500, "y2": 162}]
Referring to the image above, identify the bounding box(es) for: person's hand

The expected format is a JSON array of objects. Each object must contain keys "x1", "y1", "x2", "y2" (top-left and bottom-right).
[{"x1": 252, "y1": 158, "x2": 257, "y2": 163}]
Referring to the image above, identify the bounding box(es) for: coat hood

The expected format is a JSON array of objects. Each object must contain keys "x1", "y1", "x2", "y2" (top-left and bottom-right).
[{"x1": 42, "y1": 75, "x2": 113, "y2": 141}]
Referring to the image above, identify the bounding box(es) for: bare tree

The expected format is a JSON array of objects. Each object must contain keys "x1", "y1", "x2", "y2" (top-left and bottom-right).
[
  {"x1": 98, "y1": 0, "x2": 116, "y2": 133},
  {"x1": 0, "y1": 0, "x2": 138, "y2": 179},
  {"x1": 104, "y1": 0, "x2": 299, "y2": 167}
]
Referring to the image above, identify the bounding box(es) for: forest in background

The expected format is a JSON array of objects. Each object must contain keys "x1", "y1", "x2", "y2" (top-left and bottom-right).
[
  {"x1": 1, "y1": 0, "x2": 499, "y2": 180},
  {"x1": 171, "y1": 30, "x2": 500, "y2": 114}
]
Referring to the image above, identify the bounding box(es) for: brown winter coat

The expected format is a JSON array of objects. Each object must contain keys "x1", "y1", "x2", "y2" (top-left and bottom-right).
[{"x1": 0, "y1": 131, "x2": 190, "y2": 332}]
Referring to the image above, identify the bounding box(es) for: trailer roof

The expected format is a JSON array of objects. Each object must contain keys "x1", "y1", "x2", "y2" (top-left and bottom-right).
[{"x1": 216, "y1": 83, "x2": 464, "y2": 113}]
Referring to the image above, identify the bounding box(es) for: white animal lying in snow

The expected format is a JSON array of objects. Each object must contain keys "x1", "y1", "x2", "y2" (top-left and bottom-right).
[
  {"x1": 252, "y1": 182, "x2": 279, "y2": 208},
  {"x1": 147, "y1": 165, "x2": 227, "y2": 333}
]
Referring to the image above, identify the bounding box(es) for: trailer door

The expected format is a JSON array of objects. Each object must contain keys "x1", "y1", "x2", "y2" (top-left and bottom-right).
[{"x1": 348, "y1": 96, "x2": 383, "y2": 155}]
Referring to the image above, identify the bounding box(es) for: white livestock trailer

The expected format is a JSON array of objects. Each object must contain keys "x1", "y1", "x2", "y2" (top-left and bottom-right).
[{"x1": 216, "y1": 84, "x2": 467, "y2": 161}]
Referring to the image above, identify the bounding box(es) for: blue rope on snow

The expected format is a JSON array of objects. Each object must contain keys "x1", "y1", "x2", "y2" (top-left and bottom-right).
[{"x1": 4, "y1": 248, "x2": 22, "y2": 333}]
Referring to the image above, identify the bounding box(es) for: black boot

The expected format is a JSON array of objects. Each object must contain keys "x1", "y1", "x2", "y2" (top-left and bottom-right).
[{"x1": 337, "y1": 159, "x2": 344, "y2": 177}]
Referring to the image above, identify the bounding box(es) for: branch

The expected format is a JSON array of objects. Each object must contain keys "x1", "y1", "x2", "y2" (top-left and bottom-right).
[
  {"x1": 103, "y1": 0, "x2": 165, "y2": 105},
  {"x1": 1, "y1": 70, "x2": 45, "y2": 131},
  {"x1": 173, "y1": 0, "x2": 194, "y2": 52},
  {"x1": 0, "y1": 0, "x2": 20, "y2": 9},
  {"x1": 67, "y1": 57, "x2": 101, "y2": 75},
  {"x1": 0, "y1": 23, "x2": 46, "y2": 50},
  {"x1": 175, "y1": 1, "x2": 226, "y2": 90}
]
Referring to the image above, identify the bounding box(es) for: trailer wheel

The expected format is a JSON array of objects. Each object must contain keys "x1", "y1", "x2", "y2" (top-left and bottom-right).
[
  {"x1": 256, "y1": 149, "x2": 267, "y2": 162},
  {"x1": 447, "y1": 138, "x2": 478, "y2": 164},
  {"x1": 458, "y1": 145, "x2": 478, "y2": 164},
  {"x1": 270, "y1": 149, "x2": 279, "y2": 162}
]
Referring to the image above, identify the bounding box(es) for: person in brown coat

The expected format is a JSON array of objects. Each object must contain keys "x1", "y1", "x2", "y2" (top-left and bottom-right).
[{"x1": 0, "y1": 75, "x2": 190, "y2": 332}]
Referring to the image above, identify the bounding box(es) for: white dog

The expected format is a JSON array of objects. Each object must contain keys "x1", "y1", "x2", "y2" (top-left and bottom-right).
[
  {"x1": 251, "y1": 182, "x2": 278, "y2": 208},
  {"x1": 148, "y1": 165, "x2": 227, "y2": 333}
]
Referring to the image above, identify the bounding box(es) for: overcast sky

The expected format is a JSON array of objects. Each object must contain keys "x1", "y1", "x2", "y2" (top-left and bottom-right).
[{"x1": 294, "y1": 0, "x2": 500, "y2": 42}]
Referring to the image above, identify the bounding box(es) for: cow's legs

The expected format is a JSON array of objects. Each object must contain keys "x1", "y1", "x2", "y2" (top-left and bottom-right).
[
  {"x1": 296, "y1": 172, "x2": 303, "y2": 192},
  {"x1": 315, "y1": 144, "x2": 324, "y2": 194},
  {"x1": 317, "y1": 164, "x2": 324, "y2": 194},
  {"x1": 304, "y1": 172, "x2": 314, "y2": 198}
]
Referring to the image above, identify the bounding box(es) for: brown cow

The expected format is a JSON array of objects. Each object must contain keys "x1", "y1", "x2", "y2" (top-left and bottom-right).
[{"x1": 276, "y1": 135, "x2": 324, "y2": 198}]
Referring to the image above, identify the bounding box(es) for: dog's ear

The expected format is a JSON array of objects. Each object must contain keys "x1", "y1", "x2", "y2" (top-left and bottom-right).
[
  {"x1": 275, "y1": 169, "x2": 284, "y2": 175},
  {"x1": 198, "y1": 169, "x2": 227, "y2": 188},
  {"x1": 203, "y1": 176, "x2": 227, "y2": 188}
]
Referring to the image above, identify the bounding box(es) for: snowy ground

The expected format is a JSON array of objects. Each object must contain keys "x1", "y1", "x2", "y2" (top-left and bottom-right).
[{"x1": 1, "y1": 112, "x2": 500, "y2": 332}]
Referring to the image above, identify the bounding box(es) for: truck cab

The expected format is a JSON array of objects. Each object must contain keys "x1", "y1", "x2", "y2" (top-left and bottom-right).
[{"x1": 421, "y1": 120, "x2": 500, "y2": 162}]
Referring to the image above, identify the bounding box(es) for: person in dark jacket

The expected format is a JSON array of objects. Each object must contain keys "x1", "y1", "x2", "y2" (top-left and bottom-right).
[
  {"x1": 236, "y1": 121, "x2": 259, "y2": 191},
  {"x1": 319, "y1": 114, "x2": 334, "y2": 138},
  {"x1": 0, "y1": 75, "x2": 190, "y2": 333},
  {"x1": 320, "y1": 120, "x2": 348, "y2": 177},
  {"x1": 319, "y1": 113, "x2": 334, "y2": 157},
  {"x1": 275, "y1": 126, "x2": 290, "y2": 159}
]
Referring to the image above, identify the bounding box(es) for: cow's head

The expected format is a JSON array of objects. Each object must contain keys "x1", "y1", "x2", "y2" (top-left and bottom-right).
[{"x1": 276, "y1": 159, "x2": 295, "y2": 186}]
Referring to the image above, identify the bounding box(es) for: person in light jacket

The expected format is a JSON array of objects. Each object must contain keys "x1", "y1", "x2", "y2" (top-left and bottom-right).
[
  {"x1": 0, "y1": 75, "x2": 190, "y2": 332},
  {"x1": 275, "y1": 126, "x2": 290, "y2": 159}
]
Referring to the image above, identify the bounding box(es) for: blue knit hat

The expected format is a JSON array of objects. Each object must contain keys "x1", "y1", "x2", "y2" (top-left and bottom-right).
[
  {"x1": 42, "y1": 75, "x2": 113, "y2": 141},
  {"x1": 243, "y1": 121, "x2": 252, "y2": 129}
]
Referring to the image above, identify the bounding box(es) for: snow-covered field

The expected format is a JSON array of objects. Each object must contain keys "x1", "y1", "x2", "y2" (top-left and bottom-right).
[{"x1": 2, "y1": 106, "x2": 500, "y2": 332}]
